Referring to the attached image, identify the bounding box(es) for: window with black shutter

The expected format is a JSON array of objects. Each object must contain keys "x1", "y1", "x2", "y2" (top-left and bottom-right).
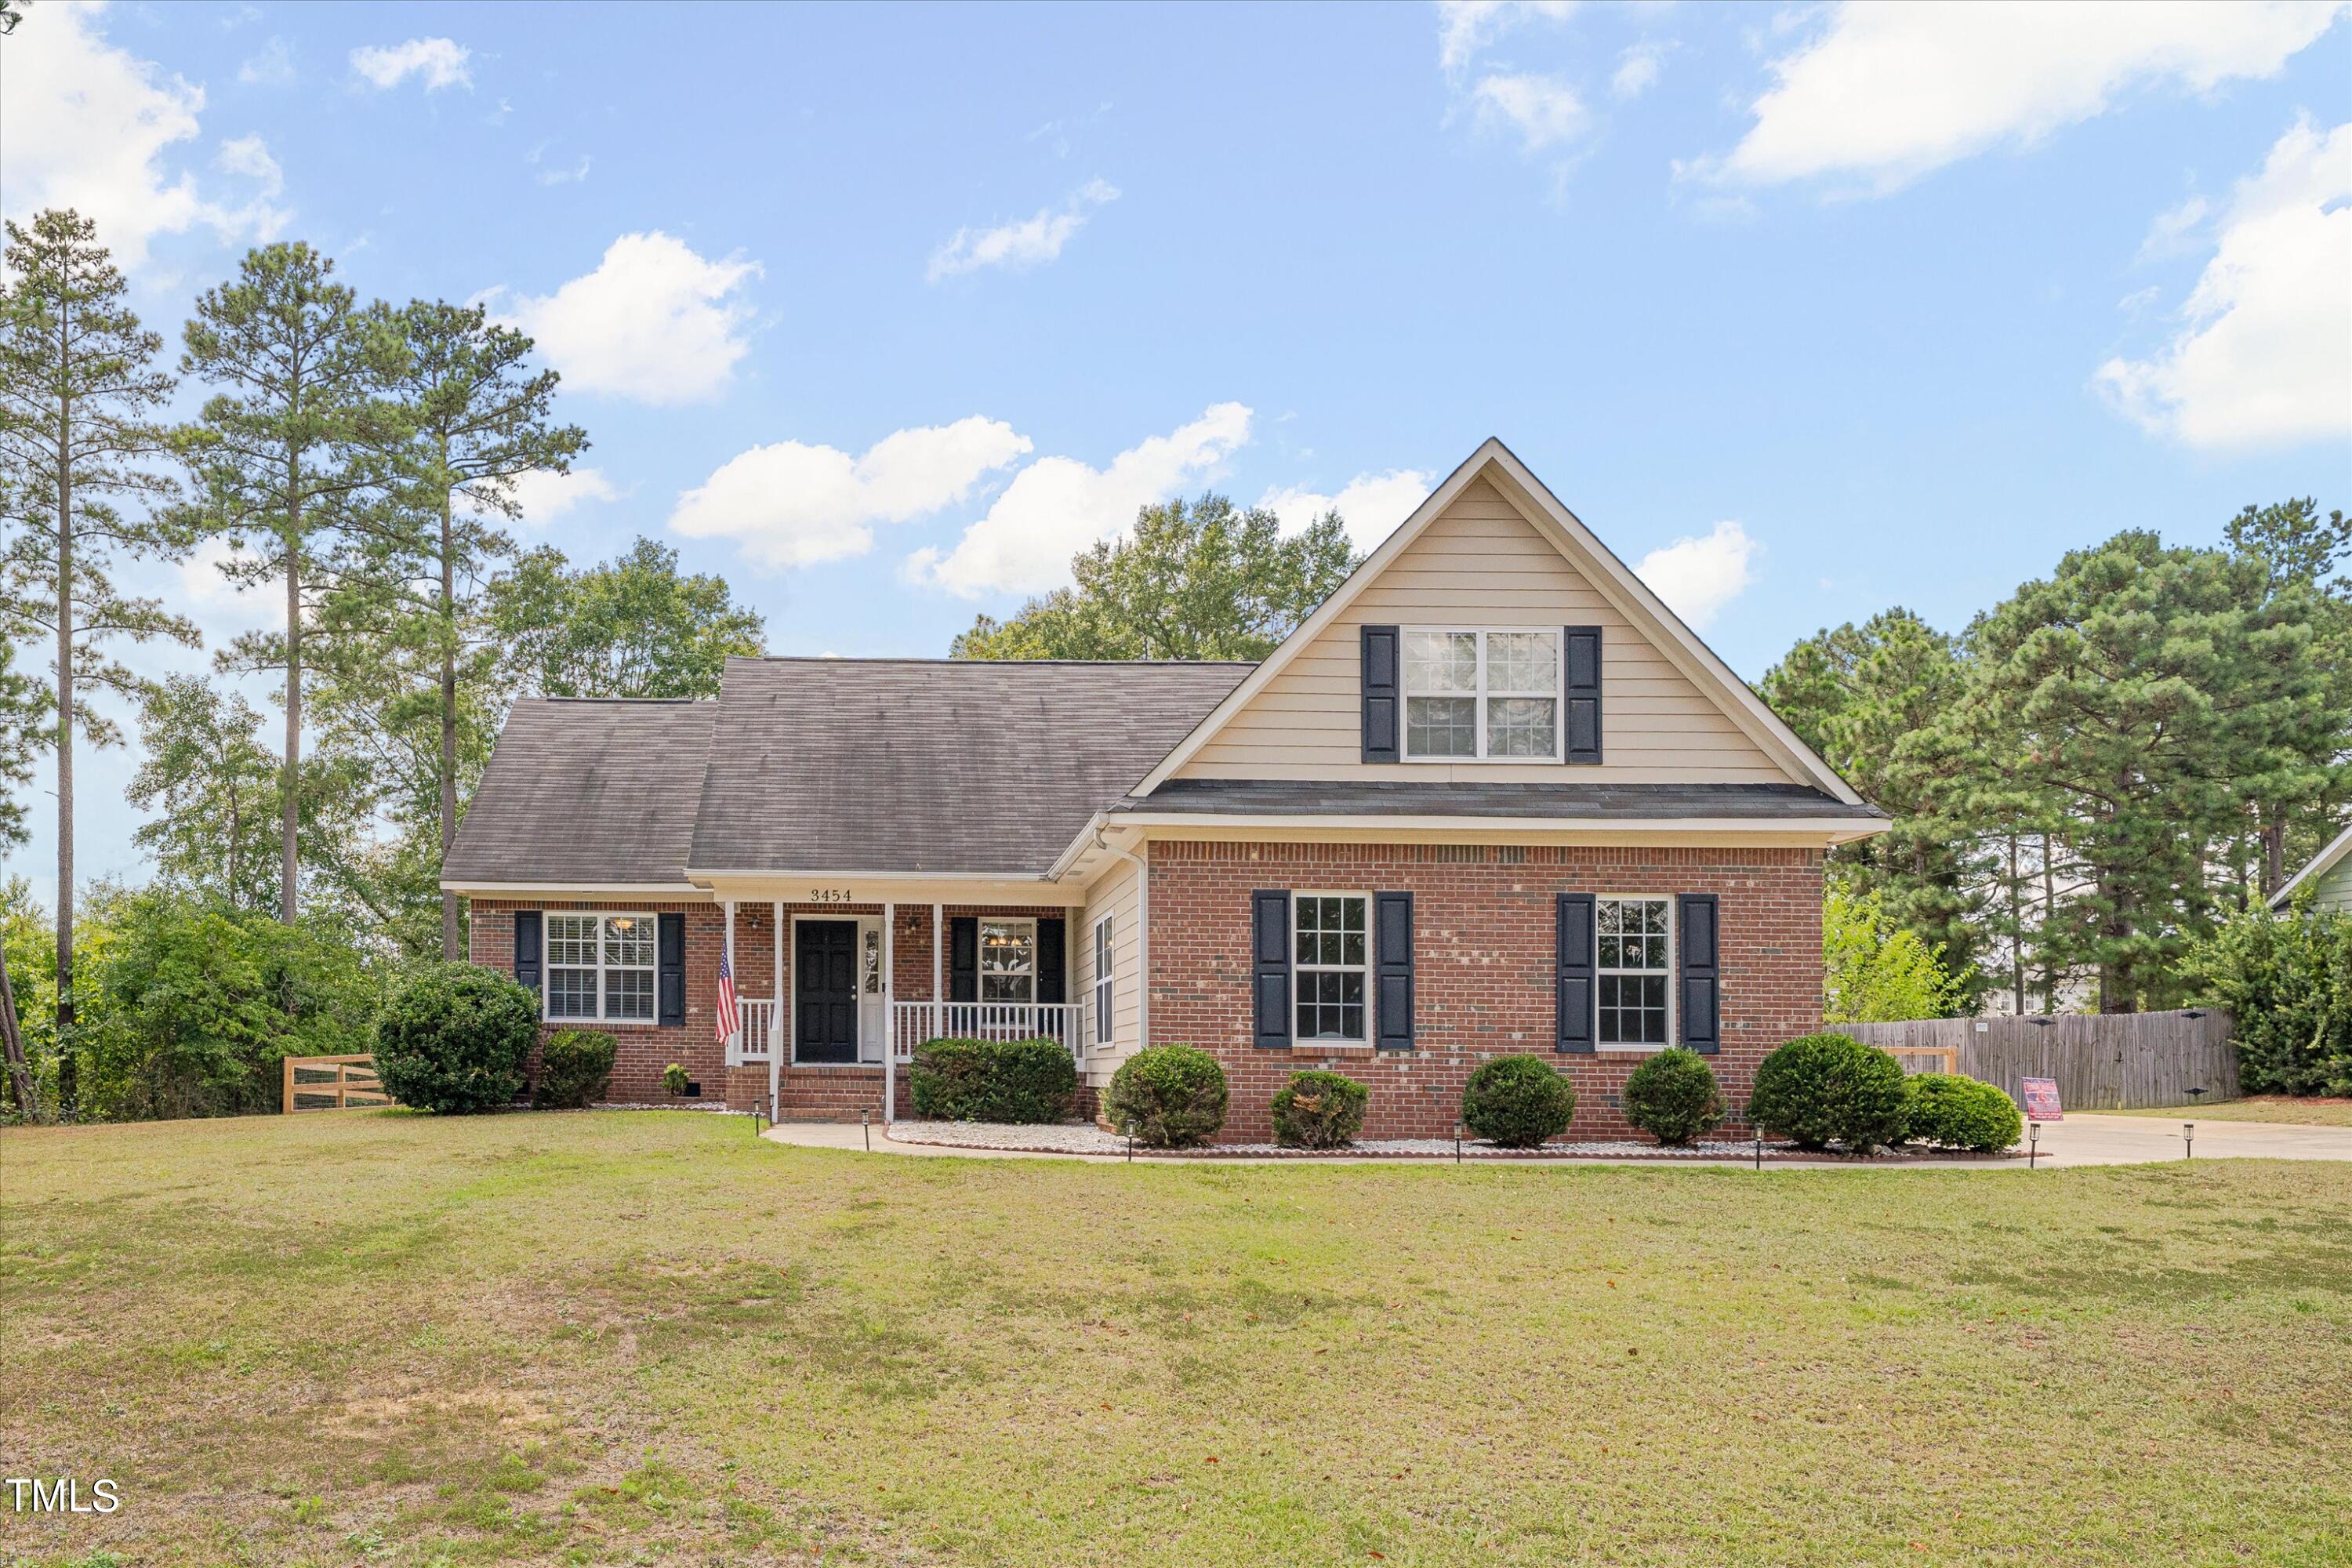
[
  {"x1": 1677, "y1": 894, "x2": 1720, "y2": 1054},
  {"x1": 1374, "y1": 891, "x2": 1414, "y2": 1051},
  {"x1": 1555, "y1": 893, "x2": 1595, "y2": 1052},
  {"x1": 1251, "y1": 890, "x2": 1290, "y2": 1050},
  {"x1": 1361, "y1": 624, "x2": 1400, "y2": 763},
  {"x1": 1563, "y1": 625, "x2": 1602, "y2": 764}
]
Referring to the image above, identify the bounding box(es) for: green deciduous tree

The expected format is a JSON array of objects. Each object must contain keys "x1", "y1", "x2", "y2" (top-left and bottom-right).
[
  {"x1": 127, "y1": 675, "x2": 282, "y2": 912},
  {"x1": 1821, "y1": 878, "x2": 1968, "y2": 1023},
  {"x1": 176, "y1": 241, "x2": 381, "y2": 924},
  {"x1": 0, "y1": 209, "x2": 196, "y2": 1107},
  {"x1": 951, "y1": 495, "x2": 1356, "y2": 661},
  {"x1": 490, "y1": 537, "x2": 764, "y2": 699}
]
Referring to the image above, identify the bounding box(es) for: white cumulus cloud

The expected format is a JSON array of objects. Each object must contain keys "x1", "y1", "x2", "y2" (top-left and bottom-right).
[
  {"x1": 1612, "y1": 42, "x2": 1666, "y2": 101},
  {"x1": 483, "y1": 232, "x2": 760, "y2": 405},
  {"x1": 1682, "y1": 1, "x2": 2347, "y2": 194},
  {"x1": 2096, "y1": 118, "x2": 2352, "y2": 451},
  {"x1": 0, "y1": 0, "x2": 288, "y2": 269},
  {"x1": 670, "y1": 419, "x2": 1033, "y2": 570},
  {"x1": 350, "y1": 37, "x2": 473, "y2": 92},
  {"x1": 906, "y1": 404, "x2": 1254, "y2": 598},
  {"x1": 1472, "y1": 73, "x2": 1588, "y2": 154},
  {"x1": 1259, "y1": 470, "x2": 1435, "y2": 555},
  {"x1": 1436, "y1": 1, "x2": 1579, "y2": 79},
  {"x1": 1634, "y1": 521, "x2": 1759, "y2": 630},
  {"x1": 927, "y1": 179, "x2": 1120, "y2": 282}
]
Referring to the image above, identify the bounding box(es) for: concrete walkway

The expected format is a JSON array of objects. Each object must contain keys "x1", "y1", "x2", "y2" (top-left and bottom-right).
[{"x1": 759, "y1": 1112, "x2": 2350, "y2": 1167}]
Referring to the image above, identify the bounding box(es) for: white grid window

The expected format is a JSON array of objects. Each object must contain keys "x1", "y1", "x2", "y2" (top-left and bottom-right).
[
  {"x1": 545, "y1": 913, "x2": 656, "y2": 1023},
  {"x1": 1294, "y1": 894, "x2": 1368, "y2": 1043},
  {"x1": 1093, "y1": 914, "x2": 1116, "y2": 1047},
  {"x1": 1403, "y1": 629, "x2": 1561, "y2": 760},
  {"x1": 1597, "y1": 897, "x2": 1671, "y2": 1047},
  {"x1": 980, "y1": 919, "x2": 1036, "y2": 1004}
]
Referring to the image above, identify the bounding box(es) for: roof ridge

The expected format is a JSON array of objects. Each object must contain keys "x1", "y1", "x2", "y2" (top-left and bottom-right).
[{"x1": 735, "y1": 655, "x2": 1260, "y2": 668}]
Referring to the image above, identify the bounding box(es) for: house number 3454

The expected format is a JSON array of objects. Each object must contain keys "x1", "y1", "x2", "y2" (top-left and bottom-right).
[{"x1": 808, "y1": 887, "x2": 855, "y2": 904}]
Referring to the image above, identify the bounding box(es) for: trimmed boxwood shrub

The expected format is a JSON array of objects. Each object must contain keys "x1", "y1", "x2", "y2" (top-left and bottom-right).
[
  {"x1": 372, "y1": 962, "x2": 539, "y2": 1115},
  {"x1": 1104, "y1": 1044, "x2": 1229, "y2": 1147},
  {"x1": 1904, "y1": 1073, "x2": 2024, "y2": 1152},
  {"x1": 1270, "y1": 1069, "x2": 1369, "y2": 1149},
  {"x1": 534, "y1": 1029, "x2": 616, "y2": 1109},
  {"x1": 1747, "y1": 1032, "x2": 1910, "y2": 1153},
  {"x1": 909, "y1": 1036, "x2": 1077, "y2": 1123},
  {"x1": 1460, "y1": 1055, "x2": 1575, "y2": 1148},
  {"x1": 1622, "y1": 1047, "x2": 1725, "y2": 1146},
  {"x1": 662, "y1": 1062, "x2": 691, "y2": 1098}
]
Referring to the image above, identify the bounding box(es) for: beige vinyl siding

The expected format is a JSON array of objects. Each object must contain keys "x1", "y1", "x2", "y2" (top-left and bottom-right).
[
  {"x1": 1075, "y1": 855, "x2": 1142, "y2": 1087},
  {"x1": 1177, "y1": 477, "x2": 1791, "y2": 784}
]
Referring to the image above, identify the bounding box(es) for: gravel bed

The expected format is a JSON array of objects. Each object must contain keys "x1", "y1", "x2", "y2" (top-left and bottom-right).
[{"x1": 883, "y1": 1120, "x2": 1990, "y2": 1161}]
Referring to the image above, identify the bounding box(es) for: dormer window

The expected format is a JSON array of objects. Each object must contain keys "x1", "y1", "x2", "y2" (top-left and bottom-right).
[{"x1": 1403, "y1": 629, "x2": 1560, "y2": 760}]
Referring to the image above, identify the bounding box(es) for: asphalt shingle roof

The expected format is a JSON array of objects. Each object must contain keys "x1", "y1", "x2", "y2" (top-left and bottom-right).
[{"x1": 443, "y1": 698, "x2": 718, "y2": 885}]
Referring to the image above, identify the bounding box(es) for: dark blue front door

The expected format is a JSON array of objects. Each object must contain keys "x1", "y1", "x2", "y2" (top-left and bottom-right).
[{"x1": 795, "y1": 921, "x2": 858, "y2": 1063}]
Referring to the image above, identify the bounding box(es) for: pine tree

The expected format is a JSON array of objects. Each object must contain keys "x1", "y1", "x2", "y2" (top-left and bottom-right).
[{"x1": 0, "y1": 210, "x2": 196, "y2": 1109}]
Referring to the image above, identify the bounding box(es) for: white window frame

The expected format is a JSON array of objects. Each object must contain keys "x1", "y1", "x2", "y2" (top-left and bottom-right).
[
  {"x1": 1291, "y1": 891, "x2": 1371, "y2": 1045},
  {"x1": 1401, "y1": 627, "x2": 1564, "y2": 763},
  {"x1": 1092, "y1": 913, "x2": 1116, "y2": 1050},
  {"x1": 543, "y1": 910, "x2": 659, "y2": 1025},
  {"x1": 978, "y1": 916, "x2": 1038, "y2": 1006},
  {"x1": 1595, "y1": 894, "x2": 1674, "y2": 1051}
]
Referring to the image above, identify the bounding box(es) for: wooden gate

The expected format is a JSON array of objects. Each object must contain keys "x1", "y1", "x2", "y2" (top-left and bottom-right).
[
  {"x1": 281, "y1": 1054, "x2": 393, "y2": 1112},
  {"x1": 1828, "y1": 1010, "x2": 2238, "y2": 1110}
]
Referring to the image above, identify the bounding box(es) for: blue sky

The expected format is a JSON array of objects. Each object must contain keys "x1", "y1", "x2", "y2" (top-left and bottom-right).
[{"x1": 5, "y1": 0, "x2": 2350, "y2": 891}]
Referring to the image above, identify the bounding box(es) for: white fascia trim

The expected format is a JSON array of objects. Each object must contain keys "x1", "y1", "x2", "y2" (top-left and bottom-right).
[
  {"x1": 1103, "y1": 812, "x2": 1885, "y2": 839},
  {"x1": 684, "y1": 868, "x2": 1062, "y2": 884},
  {"x1": 1128, "y1": 437, "x2": 1865, "y2": 806},
  {"x1": 442, "y1": 880, "x2": 707, "y2": 898},
  {"x1": 2270, "y1": 821, "x2": 2352, "y2": 908}
]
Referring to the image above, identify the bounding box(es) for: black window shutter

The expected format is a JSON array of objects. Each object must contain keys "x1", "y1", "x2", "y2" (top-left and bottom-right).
[
  {"x1": 1361, "y1": 624, "x2": 1401, "y2": 763},
  {"x1": 1678, "y1": 894, "x2": 1720, "y2": 1054},
  {"x1": 949, "y1": 916, "x2": 978, "y2": 1003},
  {"x1": 514, "y1": 911, "x2": 543, "y2": 996},
  {"x1": 1555, "y1": 892, "x2": 1595, "y2": 1053},
  {"x1": 1375, "y1": 891, "x2": 1414, "y2": 1052},
  {"x1": 1563, "y1": 626, "x2": 1602, "y2": 764},
  {"x1": 1036, "y1": 917, "x2": 1067, "y2": 1004},
  {"x1": 657, "y1": 913, "x2": 686, "y2": 1026},
  {"x1": 1251, "y1": 890, "x2": 1291, "y2": 1050}
]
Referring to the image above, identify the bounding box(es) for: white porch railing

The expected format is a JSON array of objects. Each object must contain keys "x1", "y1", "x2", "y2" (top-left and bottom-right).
[
  {"x1": 729, "y1": 998, "x2": 779, "y2": 1065},
  {"x1": 891, "y1": 1001, "x2": 1082, "y2": 1065}
]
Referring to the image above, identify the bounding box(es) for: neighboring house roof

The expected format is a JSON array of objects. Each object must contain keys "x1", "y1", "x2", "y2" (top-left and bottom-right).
[
  {"x1": 1112, "y1": 779, "x2": 1886, "y2": 822},
  {"x1": 2270, "y1": 821, "x2": 2352, "y2": 909},
  {"x1": 1131, "y1": 438, "x2": 1866, "y2": 804},
  {"x1": 683, "y1": 658, "x2": 1253, "y2": 877},
  {"x1": 443, "y1": 697, "x2": 717, "y2": 888}
]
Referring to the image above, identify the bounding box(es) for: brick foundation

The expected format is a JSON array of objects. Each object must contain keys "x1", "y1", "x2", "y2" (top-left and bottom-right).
[{"x1": 1145, "y1": 840, "x2": 1825, "y2": 1142}]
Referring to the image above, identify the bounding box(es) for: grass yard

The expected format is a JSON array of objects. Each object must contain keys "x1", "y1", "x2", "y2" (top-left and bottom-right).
[
  {"x1": 2112, "y1": 1096, "x2": 2352, "y2": 1127},
  {"x1": 2, "y1": 1112, "x2": 2348, "y2": 1568}
]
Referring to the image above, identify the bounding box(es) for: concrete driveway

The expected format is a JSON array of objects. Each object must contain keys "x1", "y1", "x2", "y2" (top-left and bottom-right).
[{"x1": 760, "y1": 1113, "x2": 2350, "y2": 1167}]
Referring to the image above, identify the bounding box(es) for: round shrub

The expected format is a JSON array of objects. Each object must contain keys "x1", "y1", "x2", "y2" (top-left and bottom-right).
[
  {"x1": 1904, "y1": 1073, "x2": 2024, "y2": 1152},
  {"x1": 662, "y1": 1062, "x2": 691, "y2": 1098},
  {"x1": 372, "y1": 963, "x2": 539, "y2": 1115},
  {"x1": 1747, "y1": 1033, "x2": 1910, "y2": 1153},
  {"x1": 1270, "y1": 1069, "x2": 1369, "y2": 1149},
  {"x1": 1460, "y1": 1055, "x2": 1575, "y2": 1148},
  {"x1": 533, "y1": 1029, "x2": 616, "y2": 1110},
  {"x1": 1103, "y1": 1045, "x2": 1229, "y2": 1148},
  {"x1": 1621, "y1": 1047, "x2": 1725, "y2": 1146},
  {"x1": 909, "y1": 1036, "x2": 1077, "y2": 1123}
]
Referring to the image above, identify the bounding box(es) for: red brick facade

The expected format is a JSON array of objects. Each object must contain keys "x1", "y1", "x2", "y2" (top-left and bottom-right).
[{"x1": 1145, "y1": 840, "x2": 1825, "y2": 1142}]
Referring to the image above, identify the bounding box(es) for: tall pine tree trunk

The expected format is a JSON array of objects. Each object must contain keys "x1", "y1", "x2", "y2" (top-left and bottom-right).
[
  {"x1": 1, "y1": 942, "x2": 33, "y2": 1120},
  {"x1": 2039, "y1": 835, "x2": 2058, "y2": 1014},
  {"x1": 2006, "y1": 833, "x2": 2024, "y2": 1014},
  {"x1": 281, "y1": 499, "x2": 302, "y2": 924},
  {"x1": 439, "y1": 468, "x2": 461, "y2": 959},
  {"x1": 2259, "y1": 806, "x2": 2286, "y2": 899},
  {"x1": 53, "y1": 362, "x2": 76, "y2": 1113}
]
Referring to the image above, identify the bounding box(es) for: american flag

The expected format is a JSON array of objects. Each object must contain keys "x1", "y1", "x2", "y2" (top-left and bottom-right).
[{"x1": 714, "y1": 949, "x2": 739, "y2": 1043}]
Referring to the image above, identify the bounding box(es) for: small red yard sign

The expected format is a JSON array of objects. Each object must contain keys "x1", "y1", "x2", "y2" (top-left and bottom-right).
[{"x1": 2020, "y1": 1076, "x2": 2063, "y2": 1121}]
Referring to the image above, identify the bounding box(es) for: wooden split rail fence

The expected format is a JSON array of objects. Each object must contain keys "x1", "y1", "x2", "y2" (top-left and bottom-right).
[
  {"x1": 1828, "y1": 1008, "x2": 2238, "y2": 1111},
  {"x1": 281, "y1": 1054, "x2": 393, "y2": 1113}
]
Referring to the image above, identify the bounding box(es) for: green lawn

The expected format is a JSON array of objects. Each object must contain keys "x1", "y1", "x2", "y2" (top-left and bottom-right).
[
  {"x1": 2, "y1": 1112, "x2": 2348, "y2": 1568},
  {"x1": 2111, "y1": 1095, "x2": 2352, "y2": 1127}
]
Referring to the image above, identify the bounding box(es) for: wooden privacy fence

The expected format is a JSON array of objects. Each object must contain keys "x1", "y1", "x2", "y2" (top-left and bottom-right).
[
  {"x1": 281, "y1": 1054, "x2": 393, "y2": 1113},
  {"x1": 1829, "y1": 1009, "x2": 2238, "y2": 1111}
]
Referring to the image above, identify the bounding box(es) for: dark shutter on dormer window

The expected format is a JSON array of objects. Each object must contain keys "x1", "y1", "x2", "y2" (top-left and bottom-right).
[
  {"x1": 1361, "y1": 624, "x2": 1400, "y2": 763},
  {"x1": 1563, "y1": 626, "x2": 1602, "y2": 764}
]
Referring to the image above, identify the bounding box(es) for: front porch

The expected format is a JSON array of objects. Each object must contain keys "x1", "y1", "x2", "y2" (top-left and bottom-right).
[{"x1": 715, "y1": 898, "x2": 1088, "y2": 1122}]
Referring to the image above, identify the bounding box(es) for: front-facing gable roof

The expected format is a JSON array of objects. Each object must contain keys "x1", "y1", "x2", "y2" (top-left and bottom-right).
[
  {"x1": 2270, "y1": 820, "x2": 2352, "y2": 909},
  {"x1": 684, "y1": 658, "x2": 1250, "y2": 877},
  {"x1": 1131, "y1": 438, "x2": 1865, "y2": 805}
]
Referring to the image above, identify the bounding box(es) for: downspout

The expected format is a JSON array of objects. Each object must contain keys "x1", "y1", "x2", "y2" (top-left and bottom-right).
[{"x1": 1094, "y1": 831, "x2": 1149, "y2": 1051}]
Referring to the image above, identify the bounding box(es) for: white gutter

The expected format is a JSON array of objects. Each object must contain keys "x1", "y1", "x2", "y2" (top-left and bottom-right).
[{"x1": 1094, "y1": 829, "x2": 1149, "y2": 1052}]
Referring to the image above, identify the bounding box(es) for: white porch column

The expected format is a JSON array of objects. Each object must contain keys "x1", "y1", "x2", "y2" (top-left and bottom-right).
[
  {"x1": 768, "y1": 898, "x2": 782, "y2": 1116},
  {"x1": 882, "y1": 901, "x2": 896, "y2": 1125},
  {"x1": 931, "y1": 902, "x2": 944, "y2": 1040}
]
